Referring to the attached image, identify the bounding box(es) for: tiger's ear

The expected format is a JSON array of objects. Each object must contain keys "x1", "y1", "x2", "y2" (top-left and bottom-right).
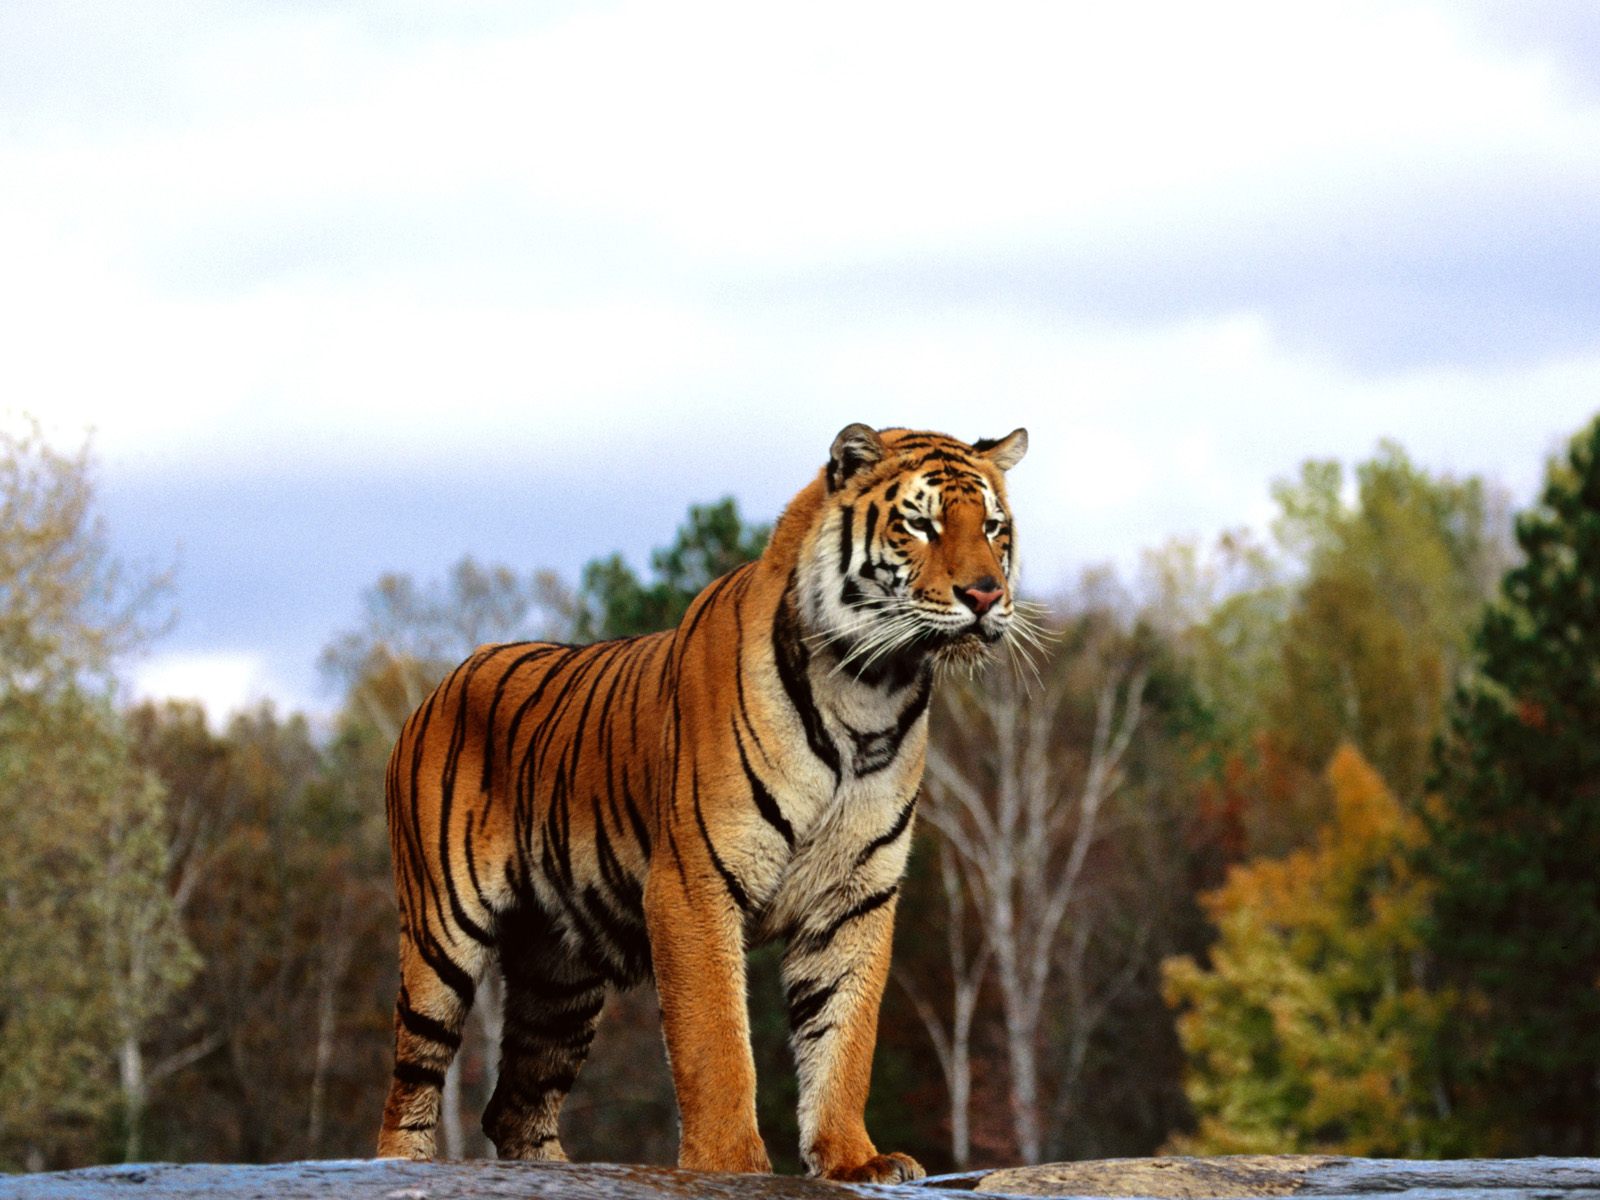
[
  {"x1": 973, "y1": 428, "x2": 1028, "y2": 472},
  {"x1": 828, "y1": 423, "x2": 886, "y2": 491}
]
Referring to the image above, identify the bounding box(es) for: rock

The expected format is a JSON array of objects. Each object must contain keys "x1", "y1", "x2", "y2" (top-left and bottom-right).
[
  {"x1": 7, "y1": 1156, "x2": 1600, "y2": 1200},
  {"x1": 974, "y1": 1155, "x2": 1338, "y2": 1197},
  {"x1": 971, "y1": 1155, "x2": 1600, "y2": 1198},
  {"x1": 0, "y1": 1159, "x2": 932, "y2": 1200}
]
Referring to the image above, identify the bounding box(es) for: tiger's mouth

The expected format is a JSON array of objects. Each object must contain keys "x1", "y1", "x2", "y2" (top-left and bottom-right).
[
  {"x1": 929, "y1": 628, "x2": 996, "y2": 666},
  {"x1": 934, "y1": 633, "x2": 992, "y2": 672}
]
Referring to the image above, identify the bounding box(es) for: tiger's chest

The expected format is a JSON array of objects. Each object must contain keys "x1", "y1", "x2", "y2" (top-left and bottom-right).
[{"x1": 742, "y1": 664, "x2": 931, "y2": 940}]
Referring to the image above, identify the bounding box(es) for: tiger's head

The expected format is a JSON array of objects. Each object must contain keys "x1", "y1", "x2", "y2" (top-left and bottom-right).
[{"x1": 801, "y1": 423, "x2": 1029, "y2": 678}]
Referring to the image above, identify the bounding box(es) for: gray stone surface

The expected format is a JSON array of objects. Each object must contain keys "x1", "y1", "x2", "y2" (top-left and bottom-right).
[
  {"x1": 6, "y1": 1156, "x2": 1600, "y2": 1200},
  {"x1": 973, "y1": 1156, "x2": 1600, "y2": 1199},
  {"x1": 0, "y1": 1159, "x2": 933, "y2": 1200}
]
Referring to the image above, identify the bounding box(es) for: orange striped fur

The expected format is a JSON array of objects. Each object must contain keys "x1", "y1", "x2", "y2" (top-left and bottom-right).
[{"x1": 376, "y1": 424, "x2": 1028, "y2": 1179}]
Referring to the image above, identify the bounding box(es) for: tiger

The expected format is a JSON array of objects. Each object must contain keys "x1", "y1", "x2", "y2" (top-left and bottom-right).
[{"x1": 376, "y1": 423, "x2": 1029, "y2": 1180}]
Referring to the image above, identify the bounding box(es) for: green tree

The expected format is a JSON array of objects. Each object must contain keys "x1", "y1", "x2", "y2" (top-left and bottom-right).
[
  {"x1": 1270, "y1": 443, "x2": 1507, "y2": 804},
  {"x1": 133, "y1": 704, "x2": 394, "y2": 1162},
  {"x1": 1163, "y1": 746, "x2": 1458, "y2": 1156},
  {"x1": 1426, "y1": 413, "x2": 1600, "y2": 1154},
  {"x1": 0, "y1": 421, "x2": 189, "y2": 1169},
  {"x1": 1156, "y1": 444, "x2": 1504, "y2": 868},
  {"x1": 574, "y1": 497, "x2": 769, "y2": 640}
]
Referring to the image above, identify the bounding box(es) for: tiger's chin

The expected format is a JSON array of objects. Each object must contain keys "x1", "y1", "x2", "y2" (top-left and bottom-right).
[{"x1": 931, "y1": 630, "x2": 994, "y2": 668}]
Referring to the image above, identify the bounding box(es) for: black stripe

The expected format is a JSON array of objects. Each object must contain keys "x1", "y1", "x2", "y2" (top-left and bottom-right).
[
  {"x1": 406, "y1": 687, "x2": 453, "y2": 947},
  {"x1": 620, "y1": 767, "x2": 653, "y2": 859},
  {"x1": 581, "y1": 881, "x2": 651, "y2": 983},
  {"x1": 397, "y1": 995, "x2": 462, "y2": 1051},
  {"x1": 510, "y1": 1000, "x2": 604, "y2": 1048},
  {"x1": 848, "y1": 669, "x2": 933, "y2": 769},
  {"x1": 838, "y1": 506, "x2": 853, "y2": 575},
  {"x1": 676, "y1": 565, "x2": 746, "y2": 657},
  {"x1": 439, "y1": 655, "x2": 495, "y2": 946},
  {"x1": 862, "y1": 501, "x2": 878, "y2": 555},
  {"x1": 501, "y1": 1070, "x2": 580, "y2": 1108},
  {"x1": 856, "y1": 792, "x2": 918, "y2": 866},
  {"x1": 786, "y1": 977, "x2": 838, "y2": 1033},
  {"x1": 731, "y1": 593, "x2": 769, "y2": 764},
  {"x1": 393, "y1": 1060, "x2": 446, "y2": 1090},
  {"x1": 592, "y1": 796, "x2": 645, "y2": 914},
  {"x1": 734, "y1": 718, "x2": 793, "y2": 848},
  {"x1": 693, "y1": 774, "x2": 752, "y2": 913},
  {"x1": 479, "y1": 644, "x2": 566, "y2": 798},
  {"x1": 413, "y1": 932, "x2": 476, "y2": 1009},
  {"x1": 792, "y1": 885, "x2": 899, "y2": 956},
  {"x1": 772, "y1": 575, "x2": 842, "y2": 783}
]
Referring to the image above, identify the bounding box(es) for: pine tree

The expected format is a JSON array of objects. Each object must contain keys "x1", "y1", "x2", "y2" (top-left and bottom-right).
[{"x1": 1427, "y1": 413, "x2": 1600, "y2": 1153}]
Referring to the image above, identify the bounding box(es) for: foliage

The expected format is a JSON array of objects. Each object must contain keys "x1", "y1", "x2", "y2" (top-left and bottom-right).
[
  {"x1": 0, "y1": 424, "x2": 189, "y2": 1170},
  {"x1": 1269, "y1": 443, "x2": 1507, "y2": 803},
  {"x1": 130, "y1": 702, "x2": 394, "y2": 1162},
  {"x1": 1163, "y1": 746, "x2": 1459, "y2": 1156},
  {"x1": 1156, "y1": 444, "x2": 1504, "y2": 870},
  {"x1": 902, "y1": 601, "x2": 1198, "y2": 1166},
  {"x1": 322, "y1": 556, "x2": 574, "y2": 742},
  {"x1": 574, "y1": 498, "x2": 769, "y2": 640},
  {"x1": 1425, "y1": 413, "x2": 1600, "y2": 1154}
]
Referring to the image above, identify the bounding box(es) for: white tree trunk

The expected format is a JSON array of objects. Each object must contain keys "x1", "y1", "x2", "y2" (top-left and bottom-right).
[
  {"x1": 475, "y1": 971, "x2": 504, "y2": 1157},
  {"x1": 922, "y1": 644, "x2": 1147, "y2": 1166},
  {"x1": 120, "y1": 1034, "x2": 147, "y2": 1163},
  {"x1": 441, "y1": 1058, "x2": 465, "y2": 1158}
]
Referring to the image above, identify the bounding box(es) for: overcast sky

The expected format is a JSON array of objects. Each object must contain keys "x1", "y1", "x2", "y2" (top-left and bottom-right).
[{"x1": 4, "y1": 1, "x2": 1598, "y2": 721}]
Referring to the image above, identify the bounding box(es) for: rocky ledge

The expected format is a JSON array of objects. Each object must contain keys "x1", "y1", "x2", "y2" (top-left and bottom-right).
[{"x1": 6, "y1": 1155, "x2": 1600, "y2": 1199}]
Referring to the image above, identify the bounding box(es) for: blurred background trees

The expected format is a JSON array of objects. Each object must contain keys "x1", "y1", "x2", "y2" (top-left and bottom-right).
[
  {"x1": 1425, "y1": 415, "x2": 1600, "y2": 1154},
  {"x1": 5, "y1": 412, "x2": 1600, "y2": 1171}
]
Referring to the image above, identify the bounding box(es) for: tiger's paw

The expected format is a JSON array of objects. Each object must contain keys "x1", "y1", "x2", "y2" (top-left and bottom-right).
[
  {"x1": 680, "y1": 1132, "x2": 773, "y2": 1175},
  {"x1": 375, "y1": 1127, "x2": 435, "y2": 1161},
  {"x1": 826, "y1": 1152, "x2": 926, "y2": 1184}
]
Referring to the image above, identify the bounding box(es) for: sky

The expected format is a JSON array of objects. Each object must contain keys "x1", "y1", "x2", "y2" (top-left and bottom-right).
[{"x1": 3, "y1": 0, "x2": 1598, "y2": 722}]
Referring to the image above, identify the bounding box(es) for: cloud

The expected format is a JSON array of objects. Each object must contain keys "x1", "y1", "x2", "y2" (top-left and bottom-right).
[
  {"x1": 8, "y1": 0, "x2": 1600, "y2": 715},
  {"x1": 129, "y1": 649, "x2": 318, "y2": 724}
]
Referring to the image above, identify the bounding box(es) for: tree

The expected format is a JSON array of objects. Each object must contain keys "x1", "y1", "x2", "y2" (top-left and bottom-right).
[
  {"x1": 0, "y1": 420, "x2": 166, "y2": 694},
  {"x1": 1151, "y1": 445, "x2": 1505, "y2": 870},
  {"x1": 0, "y1": 421, "x2": 189, "y2": 1169},
  {"x1": 915, "y1": 607, "x2": 1151, "y2": 1165},
  {"x1": 322, "y1": 556, "x2": 573, "y2": 743},
  {"x1": 1163, "y1": 746, "x2": 1457, "y2": 1156},
  {"x1": 131, "y1": 704, "x2": 394, "y2": 1162},
  {"x1": 573, "y1": 498, "x2": 769, "y2": 641},
  {"x1": 1426, "y1": 413, "x2": 1600, "y2": 1154},
  {"x1": 1269, "y1": 443, "x2": 1507, "y2": 804}
]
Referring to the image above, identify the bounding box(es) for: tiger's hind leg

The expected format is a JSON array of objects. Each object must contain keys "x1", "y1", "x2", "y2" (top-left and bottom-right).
[
  {"x1": 377, "y1": 926, "x2": 493, "y2": 1160},
  {"x1": 483, "y1": 906, "x2": 608, "y2": 1161}
]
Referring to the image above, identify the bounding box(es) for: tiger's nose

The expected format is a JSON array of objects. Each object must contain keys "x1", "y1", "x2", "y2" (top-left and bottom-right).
[{"x1": 954, "y1": 577, "x2": 1004, "y2": 616}]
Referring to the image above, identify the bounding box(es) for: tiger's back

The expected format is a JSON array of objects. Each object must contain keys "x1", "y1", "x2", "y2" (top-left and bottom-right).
[{"x1": 377, "y1": 425, "x2": 1028, "y2": 1179}]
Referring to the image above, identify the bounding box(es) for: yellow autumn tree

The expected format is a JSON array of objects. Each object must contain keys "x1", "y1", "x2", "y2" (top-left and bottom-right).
[{"x1": 1162, "y1": 745, "x2": 1460, "y2": 1155}]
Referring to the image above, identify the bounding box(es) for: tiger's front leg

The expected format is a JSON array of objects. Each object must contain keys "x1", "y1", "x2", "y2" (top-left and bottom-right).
[
  {"x1": 644, "y1": 854, "x2": 772, "y2": 1174},
  {"x1": 783, "y1": 887, "x2": 925, "y2": 1183}
]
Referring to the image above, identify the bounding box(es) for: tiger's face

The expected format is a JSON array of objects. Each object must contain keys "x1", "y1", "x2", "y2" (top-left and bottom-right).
[{"x1": 809, "y1": 424, "x2": 1028, "y2": 676}]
